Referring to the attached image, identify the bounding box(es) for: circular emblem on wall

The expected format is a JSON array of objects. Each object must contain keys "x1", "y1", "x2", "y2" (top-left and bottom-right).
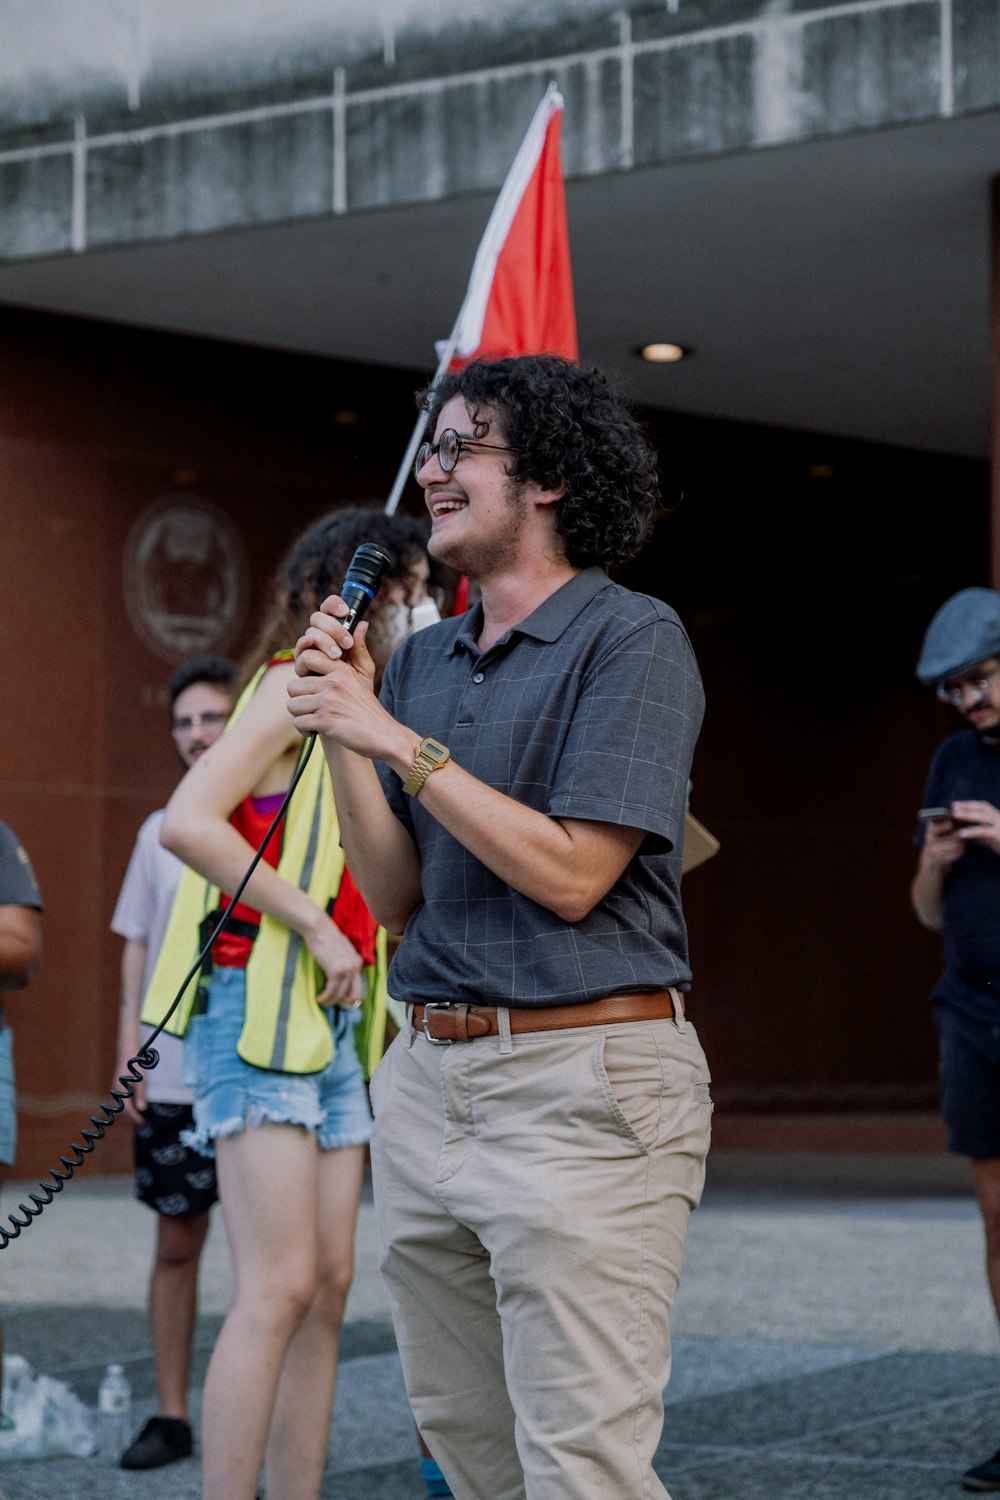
[{"x1": 123, "y1": 494, "x2": 249, "y2": 663}]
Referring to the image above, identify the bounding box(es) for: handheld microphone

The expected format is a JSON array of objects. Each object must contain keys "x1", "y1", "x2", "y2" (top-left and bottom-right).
[{"x1": 338, "y1": 542, "x2": 394, "y2": 632}]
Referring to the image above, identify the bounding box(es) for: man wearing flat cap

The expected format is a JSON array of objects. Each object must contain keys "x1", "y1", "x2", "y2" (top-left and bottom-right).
[{"x1": 912, "y1": 586, "x2": 1000, "y2": 1493}]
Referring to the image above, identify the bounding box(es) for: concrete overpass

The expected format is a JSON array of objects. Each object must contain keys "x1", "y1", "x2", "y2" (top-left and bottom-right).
[{"x1": 0, "y1": 0, "x2": 997, "y2": 459}]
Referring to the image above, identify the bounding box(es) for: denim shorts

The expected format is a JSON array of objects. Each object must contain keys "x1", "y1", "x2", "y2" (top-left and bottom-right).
[
  {"x1": 0, "y1": 1025, "x2": 14, "y2": 1166},
  {"x1": 934, "y1": 1002, "x2": 1000, "y2": 1158},
  {"x1": 181, "y1": 967, "x2": 373, "y2": 1157}
]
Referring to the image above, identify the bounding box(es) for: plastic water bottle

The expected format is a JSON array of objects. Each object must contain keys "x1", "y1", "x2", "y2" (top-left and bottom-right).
[{"x1": 97, "y1": 1363, "x2": 131, "y2": 1462}]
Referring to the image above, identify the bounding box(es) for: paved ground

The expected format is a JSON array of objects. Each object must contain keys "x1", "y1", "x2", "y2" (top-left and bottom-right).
[{"x1": 0, "y1": 1147, "x2": 997, "y2": 1498}]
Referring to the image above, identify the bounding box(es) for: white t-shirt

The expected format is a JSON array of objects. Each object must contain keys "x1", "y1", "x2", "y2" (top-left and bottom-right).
[{"x1": 111, "y1": 809, "x2": 190, "y2": 1104}]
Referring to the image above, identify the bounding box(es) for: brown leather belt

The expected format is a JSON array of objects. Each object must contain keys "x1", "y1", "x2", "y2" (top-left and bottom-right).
[{"x1": 411, "y1": 989, "x2": 678, "y2": 1045}]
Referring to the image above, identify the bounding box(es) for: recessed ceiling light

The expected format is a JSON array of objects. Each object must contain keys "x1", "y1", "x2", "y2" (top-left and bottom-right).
[{"x1": 639, "y1": 343, "x2": 689, "y2": 363}]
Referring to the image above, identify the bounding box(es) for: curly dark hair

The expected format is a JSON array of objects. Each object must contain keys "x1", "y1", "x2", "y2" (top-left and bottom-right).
[
  {"x1": 238, "y1": 504, "x2": 430, "y2": 689},
  {"x1": 418, "y1": 354, "x2": 660, "y2": 569}
]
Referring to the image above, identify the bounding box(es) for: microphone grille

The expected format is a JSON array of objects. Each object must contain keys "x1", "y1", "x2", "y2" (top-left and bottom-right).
[{"x1": 344, "y1": 543, "x2": 394, "y2": 590}]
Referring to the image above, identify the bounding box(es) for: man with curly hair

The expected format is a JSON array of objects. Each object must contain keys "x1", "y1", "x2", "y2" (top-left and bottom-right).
[{"x1": 289, "y1": 354, "x2": 713, "y2": 1500}]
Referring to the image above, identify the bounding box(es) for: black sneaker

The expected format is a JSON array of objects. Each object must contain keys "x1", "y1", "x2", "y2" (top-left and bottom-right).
[
  {"x1": 963, "y1": 1448, "x2": 1000, "y2": 1492},
  {"x1": 120, "y1": 1415, "x2": 193, "y2": 1469}
]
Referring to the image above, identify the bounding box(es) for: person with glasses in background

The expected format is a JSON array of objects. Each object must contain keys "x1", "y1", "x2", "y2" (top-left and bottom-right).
[
  {"x1": 110, "y1": 653, "x2": 237, "y2": 1470},
  {"x1": 912, "y1": 587, "x2": 1000, "y2": 1493}
]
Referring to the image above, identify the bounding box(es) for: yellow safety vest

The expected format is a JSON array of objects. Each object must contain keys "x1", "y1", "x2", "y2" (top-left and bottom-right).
[{"x1": 141, "y1": 659, "x2": 387, "y2": 1078}]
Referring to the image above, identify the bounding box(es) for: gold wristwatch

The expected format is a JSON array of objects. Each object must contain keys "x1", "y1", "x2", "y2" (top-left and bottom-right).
[{"x1": 402, "y1": 737, "x2": 451, "y2": 797}]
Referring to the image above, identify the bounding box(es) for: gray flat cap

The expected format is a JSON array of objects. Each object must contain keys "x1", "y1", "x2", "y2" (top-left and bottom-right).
[{"x1": 916, "y1": 586, "x2": 1000, "y2": 684}]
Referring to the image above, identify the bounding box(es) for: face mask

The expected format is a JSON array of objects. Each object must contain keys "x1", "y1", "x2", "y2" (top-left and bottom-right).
[
  {"x1": 375, "y1": 597, "x2": 442, "y2": 660},
  {"x1": 376, "y1": 603, "x2": 413, "y2": 657},
  {"x1": 409, "y1": 598, "x2": 442, "y2": 633}
]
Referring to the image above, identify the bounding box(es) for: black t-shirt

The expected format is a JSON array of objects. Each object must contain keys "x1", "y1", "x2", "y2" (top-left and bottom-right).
[{"x1": 916, "y1": 729, "x2": 1000, "y2": 1023}]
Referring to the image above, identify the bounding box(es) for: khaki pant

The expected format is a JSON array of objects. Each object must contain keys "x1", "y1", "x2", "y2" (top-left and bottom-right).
[{"x1": 369, "y1": 1002, "x2": 713, "y2": 1500}]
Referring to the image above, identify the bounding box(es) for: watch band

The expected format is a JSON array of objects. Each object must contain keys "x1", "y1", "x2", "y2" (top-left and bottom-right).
[{"x1": 402, "y1": 737, "x2": 451, "y2": 797}]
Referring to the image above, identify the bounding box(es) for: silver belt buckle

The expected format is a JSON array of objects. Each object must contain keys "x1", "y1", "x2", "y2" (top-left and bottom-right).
[{"x1": 421, "y1": 1003, "x2": 456, "y2": 1046}]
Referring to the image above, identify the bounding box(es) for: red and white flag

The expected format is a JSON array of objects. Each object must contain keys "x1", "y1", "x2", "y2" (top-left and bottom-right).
[
  {"x1": 439, "y1": 81, "x2": 577, "y2": 369},
  {"x1": 385, "y1": 81, "x2": 577, "y2": 516}
]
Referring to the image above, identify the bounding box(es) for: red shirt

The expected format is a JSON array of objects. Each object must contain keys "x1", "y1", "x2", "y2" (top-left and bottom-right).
[{"x1": 213, "y1": 792, "x2": 377, "y2": 971}]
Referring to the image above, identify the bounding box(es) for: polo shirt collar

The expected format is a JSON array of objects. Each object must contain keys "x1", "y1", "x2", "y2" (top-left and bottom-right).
[{"x1": 448, "y1": 567, "x2": 610, "y2": 656}]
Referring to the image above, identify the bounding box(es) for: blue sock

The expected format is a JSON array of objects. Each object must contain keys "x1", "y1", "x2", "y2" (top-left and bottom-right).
[{"x1": 420, "y1": 1453, "x2": 453, "y2": 1497}]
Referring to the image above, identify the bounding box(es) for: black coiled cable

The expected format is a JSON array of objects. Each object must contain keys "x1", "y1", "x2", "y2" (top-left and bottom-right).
[{"x1": 0, "y1": 734, "x2": 317, "y2": 1250}]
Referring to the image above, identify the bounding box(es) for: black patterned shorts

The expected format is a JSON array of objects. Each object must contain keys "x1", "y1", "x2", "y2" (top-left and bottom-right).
[{"x1": 134, "y1": 1102, "x2": 219, "y2": 1216}]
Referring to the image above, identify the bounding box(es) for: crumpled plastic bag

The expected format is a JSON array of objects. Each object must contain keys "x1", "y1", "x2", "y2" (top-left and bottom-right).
[{"x1": 0, "y1": 1354, "x2": 96, "y2": 1460}]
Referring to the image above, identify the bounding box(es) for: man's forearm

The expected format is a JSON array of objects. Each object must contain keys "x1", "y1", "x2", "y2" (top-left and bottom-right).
[
  {"x1": 412, "y1": 758, "x2": 643, "y2": 923},
  {"x1": 293, "y1": 638, "x2": 642, "y2": 922},
  {"x1": 321, "y1": 739, "x2": 423, "y2": 935},
  {"x1": 314, "y1": 695, "x2": 644, "y2": 923},
  {"x1": 0, "y1": 907, "x2": 42, "y2": 984},
  {"x1": 117, "y1": 938, "x2": 147, "y2": 1061},
  {"x1": 911, "y1": 854, "x2": 945, "y2": 930}
]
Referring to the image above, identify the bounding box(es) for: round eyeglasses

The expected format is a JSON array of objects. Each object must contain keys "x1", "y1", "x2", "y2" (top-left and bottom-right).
[
  {"x1": 414, "y1": 428, "x2": 519, "y2": 482},
  {"x1": 936, "y1": 664, "x2": 1000, "y2": 706},
  {"x1": 171, "y1": 710, "x2": 229, "y2": 734}
]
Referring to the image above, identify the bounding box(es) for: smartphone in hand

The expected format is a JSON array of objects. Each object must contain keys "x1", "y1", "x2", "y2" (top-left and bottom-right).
[{"x1": 918, "y1": 806, "x2": 975, "y2": 829}]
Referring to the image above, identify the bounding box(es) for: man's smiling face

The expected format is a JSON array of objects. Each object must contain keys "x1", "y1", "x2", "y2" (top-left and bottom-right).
[{"x1": 417, "y1": 396, "x2": 527, "y2": 582}]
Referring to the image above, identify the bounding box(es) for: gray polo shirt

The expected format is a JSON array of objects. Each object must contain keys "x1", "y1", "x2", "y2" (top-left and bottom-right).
[{"x1": 376, "y1": 566, "x2": 704, "y2": 1008}]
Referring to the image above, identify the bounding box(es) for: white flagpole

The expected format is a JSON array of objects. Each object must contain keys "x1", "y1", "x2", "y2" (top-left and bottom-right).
[
  {"x1": 383, "y1": 81, "x2": 562, "y2": 516},
  {"x1": 383, "y1": 323, "x2": 461, "y2": 517}
]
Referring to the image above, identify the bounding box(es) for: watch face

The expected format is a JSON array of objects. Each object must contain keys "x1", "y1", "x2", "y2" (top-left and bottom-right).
[
  {"x1": 422, "y1": 738, "x2": 449, "y2": 766},
  {"x1": 403, "y1": 737, "x2": 449, "y2": 795}
]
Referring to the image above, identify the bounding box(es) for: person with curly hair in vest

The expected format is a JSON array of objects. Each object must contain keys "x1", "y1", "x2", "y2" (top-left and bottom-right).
[{"x1": 143, "y1": 504, "x2": 433, "y2": 1500}]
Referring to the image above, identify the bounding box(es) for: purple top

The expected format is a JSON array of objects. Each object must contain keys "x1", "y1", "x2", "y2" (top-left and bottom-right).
[{"x1": 251, "y1": 792, "x2": 286, "y2": 816}]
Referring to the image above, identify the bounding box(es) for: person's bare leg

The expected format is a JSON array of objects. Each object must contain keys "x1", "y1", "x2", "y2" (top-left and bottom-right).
[
  {"x1": 199, "y1": 1125, "x2": 320, "y2": 1500},
  {"x1": 264, "y1": 1143, "x2": 366, "y2": 1500},
  {"x1": 972, "y1": 1157, "x2": 1000, "y2": 1324},
  {"x1": 149, "y1": 1210, "x2": 211, "y2": 1419}
]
